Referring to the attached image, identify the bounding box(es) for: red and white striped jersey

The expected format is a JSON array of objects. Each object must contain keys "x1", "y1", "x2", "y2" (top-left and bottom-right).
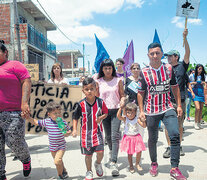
[
  {"x1": 73, "y1": 97, "x2": 108, "y2": 148},
  {"x1": 138, "y1": 63, "x2": 178, "y2": 115}
]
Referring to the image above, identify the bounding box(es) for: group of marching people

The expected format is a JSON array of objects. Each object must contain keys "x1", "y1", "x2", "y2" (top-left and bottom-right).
[{"x1": 0, "y1": 27, "x2": 207, "y2": 180}]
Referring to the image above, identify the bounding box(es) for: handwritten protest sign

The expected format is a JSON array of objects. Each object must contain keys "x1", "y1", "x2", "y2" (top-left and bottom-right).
[
  {"x1": 26, "y1": 82, "x2": 83, "y2": 134},
  {"x1": 25, "y1": 64, "x2": 39, "y2": 81}
]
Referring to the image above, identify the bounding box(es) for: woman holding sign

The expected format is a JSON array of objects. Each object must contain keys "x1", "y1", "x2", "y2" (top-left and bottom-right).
[
  {"x1": 0, "y1": 40, "x2": 32, "y2": 180},
  {"x1": 48, "y1": 63, "x2": 68, "y2": 84},
  {"x1": 125, "y1": 63, "x2": 141, "y2": 105}
]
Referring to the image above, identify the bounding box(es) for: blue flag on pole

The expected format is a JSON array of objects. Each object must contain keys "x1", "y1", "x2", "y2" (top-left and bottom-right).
[
  {"x1": 153, "y1": 29, "x2": 164, "y2": 58},
  {"x1": 94, "y1": 34, "x2": 109, "y2": 72}
]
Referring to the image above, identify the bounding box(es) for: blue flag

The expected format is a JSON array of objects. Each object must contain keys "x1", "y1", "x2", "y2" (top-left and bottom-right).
[
  {"x1": 153, "y1": 29, "x2": 164, "y2": 58},
  {"x1": 94, "y1": 34, "x2": 109, "y2": 72}
]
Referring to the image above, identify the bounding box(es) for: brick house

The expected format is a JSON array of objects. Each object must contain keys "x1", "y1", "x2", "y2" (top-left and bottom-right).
[{"x1": 0, "y1": 0, "x2": 57, "y2": 80}]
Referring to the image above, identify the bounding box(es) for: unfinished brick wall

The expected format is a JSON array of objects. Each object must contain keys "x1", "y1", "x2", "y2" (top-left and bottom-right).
[{"x1": 0, "y1": 4, "x2": 11, "y2": 44}]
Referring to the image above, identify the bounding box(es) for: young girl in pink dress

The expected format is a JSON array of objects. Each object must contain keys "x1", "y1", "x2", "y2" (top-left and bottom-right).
[{"x1": 117, "y1": 102, "x2": 146, "y2": 173}]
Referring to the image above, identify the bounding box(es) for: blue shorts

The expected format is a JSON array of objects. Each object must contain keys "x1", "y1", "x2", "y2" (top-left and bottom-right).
[{"x1": 81, "y1": 144, "x2": 104, "y2": 155}]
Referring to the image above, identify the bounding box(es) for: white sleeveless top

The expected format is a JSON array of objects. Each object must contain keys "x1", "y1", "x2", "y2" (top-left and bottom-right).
[{"x1": 124, "y1": 116, "x2": 139, "y2": 136}]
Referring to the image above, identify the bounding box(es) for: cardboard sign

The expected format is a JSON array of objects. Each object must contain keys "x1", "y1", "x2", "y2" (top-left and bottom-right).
[
  {"x1": 176, "y1": 0, "x2": 200, "y2": 18},
  {"x1": 25, "y1": 64, "x2": 39, "y2": 81},
  {"x1": 26, "y1": 82, "x2": 83, "y2": 134}
]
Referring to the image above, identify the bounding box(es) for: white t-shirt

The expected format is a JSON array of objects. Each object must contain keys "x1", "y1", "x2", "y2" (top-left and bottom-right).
[
  {"x1": 47, "y1": 78, "x2": 68, "y2": 84},
  {"x1": 124, "y1": 116, "x2": 140, "y2": 136}
]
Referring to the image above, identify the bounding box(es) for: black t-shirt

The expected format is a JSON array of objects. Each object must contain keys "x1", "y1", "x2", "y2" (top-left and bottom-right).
[{"x1": 171, "y1": 61, "x2": 189, "y2": 102}]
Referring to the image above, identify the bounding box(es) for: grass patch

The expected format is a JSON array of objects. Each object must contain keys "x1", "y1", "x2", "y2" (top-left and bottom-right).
[{"x1": 189, "y1": 102, "x2": 207, "y2": 121}]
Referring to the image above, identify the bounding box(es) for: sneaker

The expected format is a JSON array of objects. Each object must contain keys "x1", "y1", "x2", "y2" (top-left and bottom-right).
[
  {"x1": 163, "y1": 147, "x2": 170, "y2": 158},
  {"x1": 111, "y1": 163, "x2": 119, "y2": 177},
  {"x1": 170, "y1": 167, "x2": 187, "y2": 180},
  {"x1": 57, "y1": 175, "x2": 64, "y2": 180},
  {"x1": 0, "y1": 175, "x2": 7, "y2": 180},
  {"x1": 23, "y1": 160, "x2": 31, "y2": 177},
  {"x1": 13, "y1": 156, "x2": 18, "y2": 161},
  {"x1": 62, "y1": 169, "x2": 68, "y2": 179},
  {"x1": 150, "y1": 162, "x2": 158, "y2": 177},
  {"x1": 187, "y1": 117, "x2": 190, "y2": 122},
  {"x1": 85, "y1": 171, "x2": 93, "y2": 180},
  {"x1": 94, "y1": 161, "x2": 103, "y2": 177},
  {"x1": 180, "y1": 147, "x2": 185, "y2": 156},
  {"x1": 158, "y1": 127, "x2": 163, "y2": 132},
  {"x1": 198, "y1": 123, "x2": 203, "y2": 129},
  {"x1": 105, "y1": 160, "x2": 113, "y2": 168},
  {"x1": 194, "y1": 123, "x2": 200, "y2": 130}
]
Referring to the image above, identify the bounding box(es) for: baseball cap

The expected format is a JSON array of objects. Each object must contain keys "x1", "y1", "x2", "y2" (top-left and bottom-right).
[{"x1": 164, "y1": 50, "x2": 180, "y2": 58}]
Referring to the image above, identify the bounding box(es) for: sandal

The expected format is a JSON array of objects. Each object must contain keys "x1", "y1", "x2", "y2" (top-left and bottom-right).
[
  {"x1": 129, "y1": 167, "x2": 135, "y2": 174},
  {"x1": 136, "y1": 164, "x2": 143, "y2": 171}
]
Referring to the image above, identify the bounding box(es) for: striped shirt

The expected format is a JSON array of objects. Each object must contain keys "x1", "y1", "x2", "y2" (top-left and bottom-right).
[
  {"x1": 72, "y1": 97, "x2": 108, "y2": 148},
  {"x1": 38, "y1": 118, "x2": 70, "y2": 152},
  {"x1": 138, "y1": 63, "x2": 178, "y2": 115}
]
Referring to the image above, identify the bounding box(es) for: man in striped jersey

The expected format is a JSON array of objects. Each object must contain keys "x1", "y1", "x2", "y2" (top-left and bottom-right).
[{"x1": 137, "y1": 43, "x2": 187, "y2": 180}]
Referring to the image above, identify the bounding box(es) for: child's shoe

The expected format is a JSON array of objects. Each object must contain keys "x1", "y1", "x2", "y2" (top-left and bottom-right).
[
  {"x1": 57, "y1": 175, "x2": 64, "y2": 180},
  {"x1": 150, "y1": 162, "x2": 158, "y2": 177},
  {"x1": 170, "y1": 167, "x2": 187, "y2": 180},
  {"x1": 0, "y1": 175, "x2": 7, "y2": 180},
  {"x1": 94, "y1": 161, "x2": 103, "y2": 177},
  {"x1": 136, "y1": 164, "x2": 143, "y2": 171},
  {"x1": 85, "y1": 171, "x2": 93, "y2": 180},
  {"x1": 62, "y1": 169, "x2": 68, "y2": 179},
  {"x1": 23, "y1": 160, "x2": 31, "y2": 177},
  {"x1": 129, "y1": 166, "x2": 135, "y2": 174}
]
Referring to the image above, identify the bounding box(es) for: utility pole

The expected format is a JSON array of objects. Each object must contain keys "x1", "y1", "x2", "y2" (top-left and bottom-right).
[
  {"x1": 83, "y1": 43, "x2": 85, "y2": 75},
  {"x1": 88, "y1": 60, "x2": 90, "y2": 74},
  {"x1": 13, "y1": 0, "x2": 22, "y2": 62}
]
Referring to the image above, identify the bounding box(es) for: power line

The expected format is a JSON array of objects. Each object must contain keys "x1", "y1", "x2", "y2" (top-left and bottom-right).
[{"x1": 36, "y1": 0, "x2": 82, "y2": 47}]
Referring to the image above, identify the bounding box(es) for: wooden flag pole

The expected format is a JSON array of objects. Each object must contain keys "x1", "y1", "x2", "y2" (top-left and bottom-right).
[{"x1": 183, "y1": 16, "x2": 188, "y2": 47}]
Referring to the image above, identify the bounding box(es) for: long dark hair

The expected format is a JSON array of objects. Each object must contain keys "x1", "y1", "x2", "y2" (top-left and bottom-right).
[
  {"x1": 195, "y1": 64, "x2": 206, "y2": 81},
  {"x1": 98, "y1": 58, "x2": 117, "y2": 79},
  {"x1": 0, "y1": 40, "x2": 7, "y2": 53}
]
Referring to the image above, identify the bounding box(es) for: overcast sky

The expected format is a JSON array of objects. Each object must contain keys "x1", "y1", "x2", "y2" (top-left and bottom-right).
[{"x1": 33, "y1": 0, "x2": 207, "y2": 71}]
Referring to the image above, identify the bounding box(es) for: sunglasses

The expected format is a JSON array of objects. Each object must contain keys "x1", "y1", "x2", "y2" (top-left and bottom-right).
[{"x1": 132, "y1": 68, "x2": 140, "y2": 70}]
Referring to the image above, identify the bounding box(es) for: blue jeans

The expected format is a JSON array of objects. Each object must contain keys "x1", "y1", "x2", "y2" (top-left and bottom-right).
[
  {"x1": 102, "y1": 109, "x2": 121, "y2": 163},
  {"x1": 146, "y1": 109, "x2": 180, "y2": 168},
  {"x1": 186, "y1": 97, "x2": 192, "y2": 118}
]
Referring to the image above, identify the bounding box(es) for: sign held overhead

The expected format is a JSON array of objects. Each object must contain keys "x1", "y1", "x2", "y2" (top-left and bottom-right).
[{"x1": 176, "y1": 0, "x2": 200, "y2": 18}]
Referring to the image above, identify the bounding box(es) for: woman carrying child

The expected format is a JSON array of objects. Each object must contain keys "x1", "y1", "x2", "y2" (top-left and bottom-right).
[{"x1": 117, "y1": 102, "x2": 146, "y2": 174}]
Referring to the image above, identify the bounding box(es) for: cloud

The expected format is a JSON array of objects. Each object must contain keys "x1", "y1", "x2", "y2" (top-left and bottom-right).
[
  {"x1": 33, "y1": 0, "x2": 145, "y2": 45},
  {"x1": 126, "y1": 0, "x2": 145, "y2": 8},
  {"x1": 171, "y1": 16, "x2": 202, "y2": 28},
  {"x1": 48, "y1": 24, "x2": 110, "y2": 45},
  {"x1": 188, "y1": 18, "x2": 202, "y2": 25}
]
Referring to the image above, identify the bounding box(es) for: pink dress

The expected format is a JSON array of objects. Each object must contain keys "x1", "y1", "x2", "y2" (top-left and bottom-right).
[{"x1": 120, "y1": 116, "x2": 146, "y2": 155}]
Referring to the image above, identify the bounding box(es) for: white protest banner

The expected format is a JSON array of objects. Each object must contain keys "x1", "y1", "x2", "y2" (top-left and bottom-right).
[
  {"x1": 176, "y1": 0, "x2": 200, "y2": 18},
  {"x1": 26, "y1": 82, "x2": 83, "y2": 134}
]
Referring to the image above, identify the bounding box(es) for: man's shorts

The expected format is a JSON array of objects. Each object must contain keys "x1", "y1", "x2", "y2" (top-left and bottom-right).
[
  {"x1": 172, "y1": 101, "x2": 186, "y2": 128},
  {"x1": 81, "y1": 144, "x2": 104, "y2": 156}
]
